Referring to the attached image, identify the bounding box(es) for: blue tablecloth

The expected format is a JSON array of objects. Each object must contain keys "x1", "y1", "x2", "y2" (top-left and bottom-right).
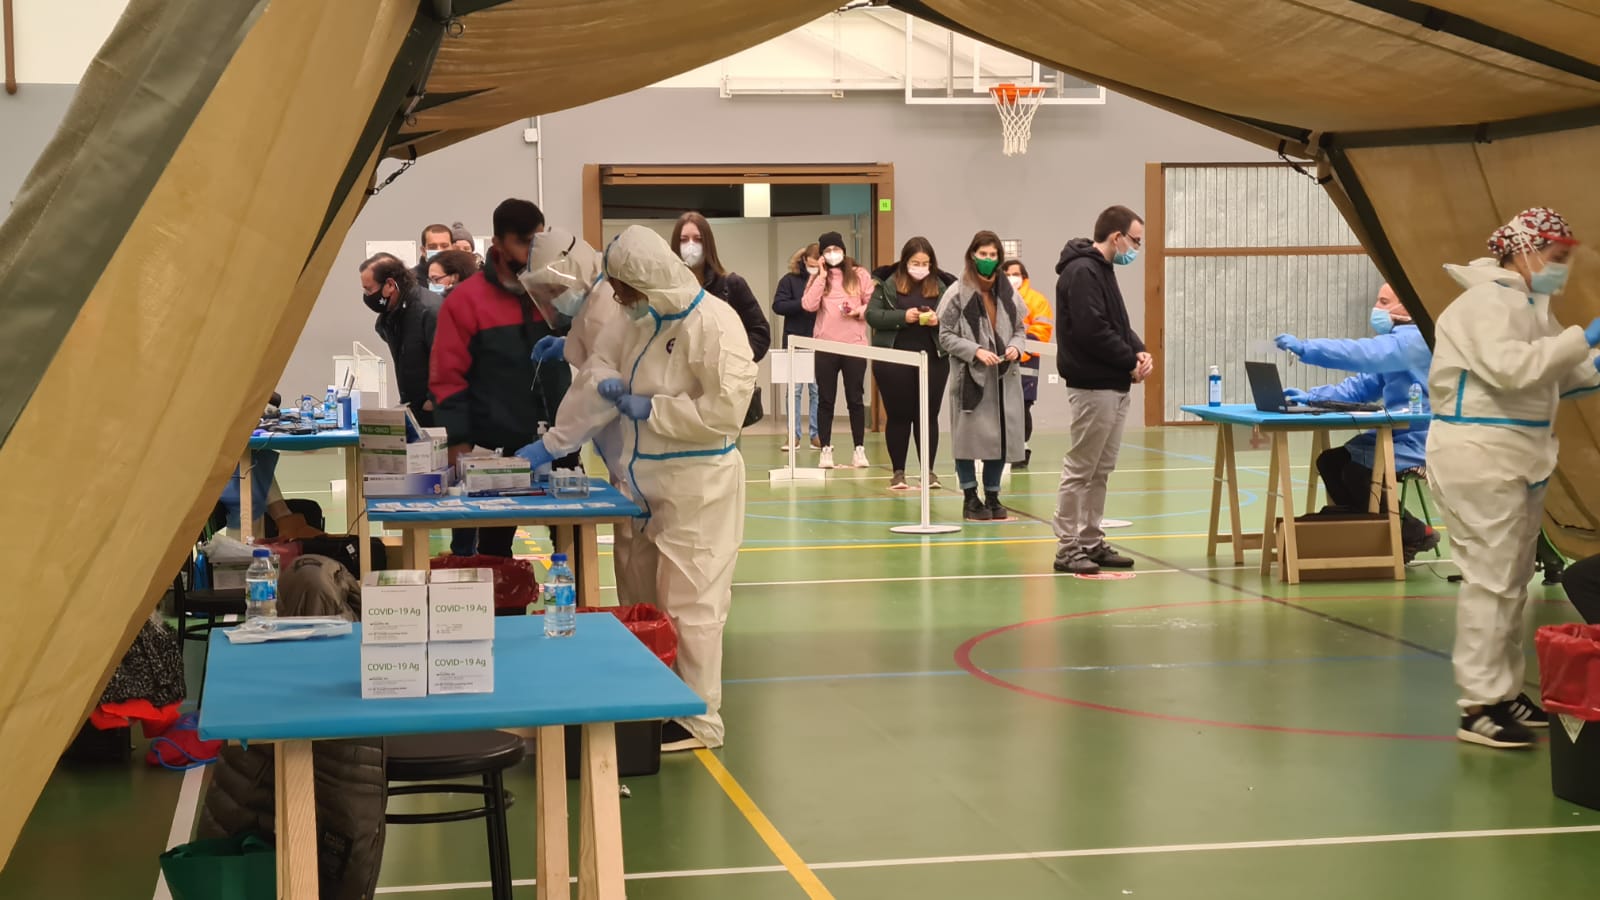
[
  {"x1": 198, "y1": 614, "x2": 704, "y2": 742},
  {"x1": 1179, "y1": 404, "x2": 1430, "y2": 428},
  {"x1": 247, "y1": 428, "x2": 360, "y2": 451},
  {"x1": 367, "y1": 480, "x2": 642, "y2": 523}
]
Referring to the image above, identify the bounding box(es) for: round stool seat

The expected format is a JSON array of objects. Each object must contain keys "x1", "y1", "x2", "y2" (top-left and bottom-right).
[{"x1": 386, "y1": 730, "x2": 525, "y2": 781}]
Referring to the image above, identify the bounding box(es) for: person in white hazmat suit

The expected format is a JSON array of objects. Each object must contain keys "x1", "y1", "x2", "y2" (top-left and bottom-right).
[
  {"x1": 1428, "y1": 207, "x2": 1600, "y2": 749},
  {"x1": 516, "y1": 225, "x2": 756, "y2": 751}
]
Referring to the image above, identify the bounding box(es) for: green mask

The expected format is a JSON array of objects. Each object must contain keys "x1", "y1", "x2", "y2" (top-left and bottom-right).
[{"x1": 973, "y1": 256, "x2": 1000, "y2": 278}]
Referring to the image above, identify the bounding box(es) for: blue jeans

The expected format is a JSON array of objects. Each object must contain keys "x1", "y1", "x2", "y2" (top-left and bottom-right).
[
  {"x1": 954, "y1": 458, "x2": 1004, "y2": 492},
  {"x1": 792, "y1": 382, "x2": 819, "y2": 440}
]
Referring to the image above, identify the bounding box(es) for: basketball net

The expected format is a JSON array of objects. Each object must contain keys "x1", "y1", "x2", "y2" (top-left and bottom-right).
[{"x1": 990, "y1": 84, "x2": 1046, "y2": 156}]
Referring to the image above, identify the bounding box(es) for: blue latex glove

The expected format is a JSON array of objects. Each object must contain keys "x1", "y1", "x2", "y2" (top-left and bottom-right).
[
  {"x1": 531, "y1": 335, "x2": 566, "y2": 363},
  {"x1": 1586, "y1": 317, "x2": 1600, "y2": 348},
  {"x1": 615, "y1": 394, "x2": 652, "y2": 421},
  {"x1": 1275, "y1": 334, "x2": 1304, "y2": 356},
  {"x1": 1594, "y1": 355, "x2": 1600, "y2": 373},
  {"x1": 598, "y1": 378, "x2": 627, "y2": 401},
  {"x1": 513, "y1": 439, "x2": 555, "y2": 471},
  {"x1": 1284, "y1": 388, "x2": 1312, "y2": 404}
]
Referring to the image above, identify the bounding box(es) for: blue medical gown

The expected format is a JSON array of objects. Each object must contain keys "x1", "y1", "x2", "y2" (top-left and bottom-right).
[
  {"x1": 1301, "y1": 324, "x2": 1430, "y2": 472},
  {"x1": 216, "y1": 449, "x2": 280, "y2": 530}
]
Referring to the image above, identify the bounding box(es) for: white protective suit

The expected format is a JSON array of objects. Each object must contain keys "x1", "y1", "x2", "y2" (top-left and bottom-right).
[
  {"x1": 1428, "y1": 258, "x2": 1600, "y2": 709},
  {"x1": 541, "y1": 225, "x2": 756, "y2": 747}
]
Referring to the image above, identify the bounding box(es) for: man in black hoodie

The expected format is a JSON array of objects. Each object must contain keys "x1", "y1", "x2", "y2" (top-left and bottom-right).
[{"x1": 1052, "y1": 205, "x2": 1152, "y2": 575}]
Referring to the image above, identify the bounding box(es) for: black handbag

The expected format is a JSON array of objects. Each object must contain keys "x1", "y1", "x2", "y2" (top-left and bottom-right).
[{"x1": 743, "y1": 386, "x2": 764, "y2": 429}]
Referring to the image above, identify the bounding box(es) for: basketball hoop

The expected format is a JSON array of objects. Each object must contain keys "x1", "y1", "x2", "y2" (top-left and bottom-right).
[{"x1": 990, "y1": 83, "x2": 1047, "y2": 156}]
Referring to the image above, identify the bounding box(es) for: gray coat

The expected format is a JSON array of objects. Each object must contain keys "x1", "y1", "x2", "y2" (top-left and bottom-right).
[{"x1": 937, "y1": 277, "x2": 1027, "y2": 463}]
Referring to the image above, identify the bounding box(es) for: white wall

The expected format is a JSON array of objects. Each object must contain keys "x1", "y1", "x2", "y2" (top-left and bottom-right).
[{"x1": 10, "y1": 0, "x2": 130, "y2": 83}]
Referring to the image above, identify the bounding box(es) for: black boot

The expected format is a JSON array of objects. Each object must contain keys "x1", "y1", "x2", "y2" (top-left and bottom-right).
[
  {"x1": 963, "y1": 487, "x2": 990, "y2": 521},
  {"x1": 985, "y1": 492, "x2": 1007, "y2": 521},
  {"x1": 1015, "y1": 449, "x2": 1031, "y2": 471}
]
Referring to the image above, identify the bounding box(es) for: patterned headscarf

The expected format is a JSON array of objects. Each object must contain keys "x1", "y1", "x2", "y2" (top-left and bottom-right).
[{"x1": 1487, "y1": 207, "x2": 1576, "y2": 258}]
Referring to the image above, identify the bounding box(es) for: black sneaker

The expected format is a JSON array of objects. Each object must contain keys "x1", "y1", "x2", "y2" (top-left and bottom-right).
[
  {"x1": 1053, "y1": 553, "x2": 1101, "y2": 575},
  {"x1": 1014, "y1": 450, "x2": 1031, "y2": 471},
  {"x1": 661, "y1": 720, "x2": 706, "y2": 753},
  {"x1": 985, "y1": 493, "x2": 1007, "y2": 520},
  {"x1": 963, "y1": 489, "x2": 991, "y2": 521},
  {"x1": 1085, "y1": 544, "x2": 1134, "y2": 569},
  {"x1": 1457, "y1": 707, "x2": 1536, "y2": 749},
  {"x1": 1503, "y1": 693, "x2": 1549, "y2": 728}
]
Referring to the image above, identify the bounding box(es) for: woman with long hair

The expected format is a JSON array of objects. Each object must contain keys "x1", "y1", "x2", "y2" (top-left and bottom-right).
[
  {"x1": 866, "y1": 237, "x2": 955, "y2": 489},
  {"x1": 801, "y1": 231, "x2": 875, "y2": 469},
  {"x1": 670, "y1": 212, "x2": 771, "y2": 363},
  {"x1": 938, "y1": 231, "x2": 1027, "y2": 521}
]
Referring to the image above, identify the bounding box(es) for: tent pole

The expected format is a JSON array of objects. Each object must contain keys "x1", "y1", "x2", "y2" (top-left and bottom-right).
[{"x1": 3, "y1": 0, "x2": 17, "y2": 95}]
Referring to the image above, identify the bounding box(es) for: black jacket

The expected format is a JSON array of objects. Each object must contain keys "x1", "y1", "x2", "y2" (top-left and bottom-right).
[
  {"x1": 772, "y1": 270, "x2": 815, "y2": 347},
  {"x1": 372, "y1": 282, "x2": 441, "y2": 415},
  {"x1": 1054, "y1": 239, "x2": 1145, "y2": 392},
  {"x1": 703, "y1": 269, "x2": 771, "y2": 362},
  {"x1": 430, "y1": 252, "x2": 570, "y2": 450}
]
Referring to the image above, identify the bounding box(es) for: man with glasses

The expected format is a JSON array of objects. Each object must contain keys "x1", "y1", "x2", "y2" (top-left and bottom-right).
[{"x1": 1052, "y1": 205, "x2": 1151, "y2": 576}]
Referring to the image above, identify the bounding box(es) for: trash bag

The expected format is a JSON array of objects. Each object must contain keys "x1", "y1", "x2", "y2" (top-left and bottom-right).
[
  {"x1": 1536, "y1": 624, "x2": 1600, "y2": 721},
  {"x1": 431, "y1": 554, "x2": 538, "y2": 611},
  {"x1": 575, "y1": 604, "x2": 678, "y2": 668},
  {"x1": 159, "y1": 832, "x2": 276, "y2": 900}
]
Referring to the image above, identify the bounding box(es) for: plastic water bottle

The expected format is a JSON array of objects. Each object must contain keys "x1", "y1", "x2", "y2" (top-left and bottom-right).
[
  {"x1": 245, "y1": 549, "x2": 278, "y2": 621},
  {"x1": 1208, "y1": 365, "x2": 1223, "y2": 407},
  {"x1": 299, "y1": 395, "x2": 316, "y2": 419},
  {"x1": 322, "y1": 386, "x2": 337, "y2": 421},
  {"x1": 544, "y1": 554, "x2": 576, "y2": 637},
  {"x1": 1408, "y1": 382, "x2": 1423, "y2": 415}
]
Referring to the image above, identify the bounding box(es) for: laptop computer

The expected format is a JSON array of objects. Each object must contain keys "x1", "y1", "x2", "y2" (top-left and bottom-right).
[{"x1": 1244, "y1": 361, "x2": 1318, "y2": 414}]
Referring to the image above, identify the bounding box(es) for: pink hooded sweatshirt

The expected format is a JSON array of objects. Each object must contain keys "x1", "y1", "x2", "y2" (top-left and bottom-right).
[{"x1": 801, "y1": 266, "x2": 874, "y2": 345}]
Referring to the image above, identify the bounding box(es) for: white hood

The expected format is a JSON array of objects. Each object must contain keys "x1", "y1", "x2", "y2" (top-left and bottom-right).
[
  {"x1": 602, "y1": 225, "x2": 703, "y2": 316},
  {"x1": 1444, "y1": 257, "x2": 1528, "y2": 293}
]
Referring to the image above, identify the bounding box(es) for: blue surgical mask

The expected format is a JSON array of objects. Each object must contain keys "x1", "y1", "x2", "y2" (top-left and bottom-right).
[
  {"x1": 1531, "y1": 261, "x2": 1571, "y2": 296},
  {"x1": 1370, "y1": 308, "x2": 1393, "y2": 334},
  {"x1": 427, "y1": 282, "x2": 447, "y2": 294},
  {"x1": 1112, "y1": 237, "x2": 1138, "y2": 266},
  {"x1": 425, "y1": 249, "x2": 442, "y2": 261},
  {"x1": 553, "y1": 287, "x2": 586, "y2": 317},
  {"x1": 625, "y1": 301, "x2": 650, "y2": 321}
]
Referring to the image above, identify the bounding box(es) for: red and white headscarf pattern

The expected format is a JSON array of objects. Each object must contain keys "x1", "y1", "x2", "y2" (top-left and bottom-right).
[{"x1": 1487, "y1": 207, "x2": 1575, "y2": 258}]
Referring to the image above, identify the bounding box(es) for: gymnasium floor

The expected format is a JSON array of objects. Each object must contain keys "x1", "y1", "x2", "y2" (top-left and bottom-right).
[{"x1": 7, "y1": 424, "x2": 1600, "y2": 900}]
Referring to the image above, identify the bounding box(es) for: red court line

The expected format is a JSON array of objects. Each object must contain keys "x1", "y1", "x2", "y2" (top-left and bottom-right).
[{"x1": 954, "y1": 598, "x2": 1457, "y2": 742}]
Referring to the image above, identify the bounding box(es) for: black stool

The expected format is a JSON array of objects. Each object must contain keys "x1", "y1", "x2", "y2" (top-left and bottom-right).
[{"x1": 384, "y1": 730, "x2": 525, "y2": 900}]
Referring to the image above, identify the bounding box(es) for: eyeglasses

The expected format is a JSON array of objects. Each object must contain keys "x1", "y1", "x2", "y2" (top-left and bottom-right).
[{"x1": 1123, "y1": 234, "x2": 1143, "y2": 249}]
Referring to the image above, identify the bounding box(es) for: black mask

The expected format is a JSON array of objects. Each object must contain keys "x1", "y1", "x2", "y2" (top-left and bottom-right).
[{"x1": 363, "y1": 290, "x2": 386, "y2": 315}]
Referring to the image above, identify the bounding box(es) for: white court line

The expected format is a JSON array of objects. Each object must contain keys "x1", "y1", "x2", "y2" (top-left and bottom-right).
[
  {"x1": 745, "y1": 464, "x2": 1228, "y2": 484},
  {"x1": 376, "y1": 824, "x2": 1600, "y2": 894},
  {"x1": 596, "y1": 565, "x2": 1245, "y2": 591},
  {"x1": 151, "y1": 765, "x2": 206, "y2": 900}
]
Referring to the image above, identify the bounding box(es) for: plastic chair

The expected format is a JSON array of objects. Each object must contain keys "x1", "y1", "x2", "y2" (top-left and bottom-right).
[{"x1": 384, "y1": 731, "x2": 524, "y2": 900}]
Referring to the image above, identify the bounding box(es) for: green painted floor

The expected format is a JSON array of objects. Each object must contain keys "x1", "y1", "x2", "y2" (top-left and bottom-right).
[{"x1": 6, "y1": 425, "x2": 1599, "y2": 900}]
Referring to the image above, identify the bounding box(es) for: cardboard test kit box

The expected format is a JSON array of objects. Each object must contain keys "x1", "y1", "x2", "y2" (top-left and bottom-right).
[
  {"x1": 428, "y1": 568, "x2": 496, "y2": 641},
  {"x1": 428, "y1": 641, "x2": 495, "y2": 694},
  {"x1": 361, "y1": 642, "x2": 427, "y2": 699},
  {"x1": 362, "y1": 570, "x2": 429, "y2": 643}
]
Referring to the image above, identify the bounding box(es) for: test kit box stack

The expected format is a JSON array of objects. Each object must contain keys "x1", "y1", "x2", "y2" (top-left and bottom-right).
[
  {"x1": 457, "y1": 453, "x2": 532, "y2": 494},
  {"x1": 359, "y1": 407, "x2": 455, "y2": 496},
  {"x1": 427, "y1": 569, "x2": 496, "y2": 694},
  {"x1": 359, "y1": 569, "x2": 495, "y2": 698}
]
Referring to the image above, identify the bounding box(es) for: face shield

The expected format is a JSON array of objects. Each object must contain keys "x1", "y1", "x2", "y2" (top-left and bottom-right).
[{"x1": 519, "y1": 230, "x2": 598, "y2": 322}]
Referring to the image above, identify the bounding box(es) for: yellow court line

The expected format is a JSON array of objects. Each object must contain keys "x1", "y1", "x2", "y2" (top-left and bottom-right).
[{"x1": 694, "y1": 749, "x2": 837, "y2": 900}]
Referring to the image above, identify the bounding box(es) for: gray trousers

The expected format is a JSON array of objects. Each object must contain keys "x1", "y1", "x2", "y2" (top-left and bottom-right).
[{"x1": 1054, "y1": 388, "x2": 1131, "y2": 558}]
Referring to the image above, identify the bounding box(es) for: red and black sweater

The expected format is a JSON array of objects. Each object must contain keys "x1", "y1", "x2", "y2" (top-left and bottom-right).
[{"x1": 429, "y1": 256, "x2": 571, "y2": 451}]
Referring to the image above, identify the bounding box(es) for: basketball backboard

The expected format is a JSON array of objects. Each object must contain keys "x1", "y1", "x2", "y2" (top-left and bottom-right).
[{"x1": 903, "y1": 15, "x2": 1104, "y2": 106}]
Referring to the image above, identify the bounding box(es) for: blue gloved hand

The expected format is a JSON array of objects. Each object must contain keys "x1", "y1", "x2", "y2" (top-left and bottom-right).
[
  {"x1": 1284, "y1": 388, "x2": 1312, "y2": 404},
  {"x1": 615, "y1": 394, "x2": 652, "y2": 421},
  {"x1": 1593, "y1": 355, "x2": 1600, "y2": 373},
  {"x1": 513, "y1": 439, "x2": 555, "y2": 471},
  {"x1": 531, "y1": 335, "x2": 566, "y2": 363},
  {"x1": 598, "y1": 378, "x2": 627, "y2": 401},
  {"x1": 1275, "y1": 334, "x2": 1304, "y2": 356},
  {"x1": 1586, "y1": 317, "x2": 1600, "y2": 348}
]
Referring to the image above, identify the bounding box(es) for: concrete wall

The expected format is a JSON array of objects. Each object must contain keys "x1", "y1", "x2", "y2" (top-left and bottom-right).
[{"x1": 2, "y1": 78, "x2": 1272, "y2": 428}]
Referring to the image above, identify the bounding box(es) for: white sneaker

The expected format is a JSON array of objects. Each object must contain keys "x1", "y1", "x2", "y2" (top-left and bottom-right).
[
  {"x1": 819, "y1": 446, "x2": 835, "y2": 469},
  {"x1": 852, "y1": 446, "x2": 869, "y2": 468}
]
